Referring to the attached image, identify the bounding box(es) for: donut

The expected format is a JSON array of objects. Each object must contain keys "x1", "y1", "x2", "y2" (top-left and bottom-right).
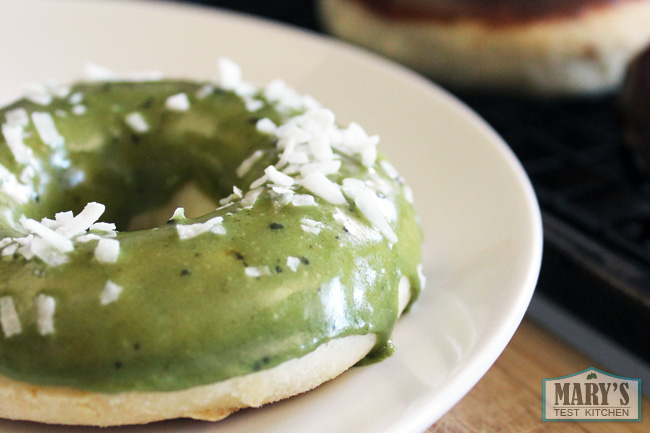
[
  {"x1": 318, "y1": 0, "x2": 650, "y2": 95},
  {"x1": 0, "y1": 59, "x2": 424, "y2": 426}
]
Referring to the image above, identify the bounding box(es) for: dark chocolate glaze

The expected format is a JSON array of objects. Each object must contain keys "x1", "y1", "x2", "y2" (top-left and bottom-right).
[{"x1": 353, "y1": 0, "x2": 638, "y2": 25}]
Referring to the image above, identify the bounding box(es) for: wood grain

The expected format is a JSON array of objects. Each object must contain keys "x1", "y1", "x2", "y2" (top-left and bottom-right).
[{"x1": 428, "y1": 318, "x2": 649, "y2": 432}]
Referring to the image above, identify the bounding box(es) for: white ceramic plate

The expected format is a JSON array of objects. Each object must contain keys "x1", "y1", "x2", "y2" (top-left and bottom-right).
[{"x1": 0, "y1": 1, "x2": 543, "y2": 432}]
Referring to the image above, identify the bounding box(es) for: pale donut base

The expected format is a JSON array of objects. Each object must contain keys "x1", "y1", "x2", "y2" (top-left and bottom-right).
[
  {"x1": 320, "y1": 0, "x2": 650, "y2": 95},
  {"x1": 0, "y1": 334, "x2": 376, "y2": 426}
]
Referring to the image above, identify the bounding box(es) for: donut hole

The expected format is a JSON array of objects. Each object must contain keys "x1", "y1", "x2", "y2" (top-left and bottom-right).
[
  {"x1": 27, "y1": 150, "x2": 238, "y2": 232},
  {"x1": 13, "y1": 81, "x2": 279, "y2": 233},
  {"x1": 126, "y1": 183, "x2": 218, "y2": 231}
]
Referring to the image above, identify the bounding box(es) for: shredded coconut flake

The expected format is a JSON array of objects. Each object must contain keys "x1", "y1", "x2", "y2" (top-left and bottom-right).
[
  {"x1": 300, "y1": 218, "x2": 324, "y2": 235},
  {"x1": 217, "y1": 57, "x2": 242, "y2": 90},
  {"x1": 72, "y1": 105, "x2": 87, "y2": 116},
  {"x1": 245, "y1": 266, "x2": 271, "y2": 277},
  {"x1": 272, "y1": 191, "x2": 293, "y2": 209},
  {"x1": 264, "y1": 79, "x2": 306, "y2": 111},
  {"x1": 219, "y1": 186, "x2": 244, "y2": 206},
  {"x1": 301, "y1": 218, "x2": 321, "y2": 227},
  {"x1": 56, "y1": 202, "x2": 105, "y2": 238},
  {"x1": 354, "y1": 189, "x2": 398, "y2": 244},
  {"x1": 29, "y1": 237, "x2": 69, "y2": 266},
  {"x1": 84, "y1": 63, "x2": 116, "y2": 81},
  {"x1": 170, "y1": 207, "x2": 186, "y2": 221},
  {"x1": 90, "y1": 222, "x2": 117, "y2": 233},
  {"x1": 244, "y1": 97, "x2": 264, "y2": 112},
  {"x1": 0, "y1": 165, "x2": 33, "y2": 204},
  {"x1": 2, "y1": 242, "x2": 18, "y2": 256},
  {"x1": 22, "y1": 82, "x2": 53, "y2": 106},
  {"x1": 54, "y1": 210, "x2": 74, "y2": 225},
  {"x1": 256, "y1": 118, "x2": 277, "y2": 134},
  {"x1": 236, "y1": 150, "x2": 264, "y2": 178},
  {"x1": 284, "y1": 151, "x2": 309, "y2": 165},
  {"x1": 95, "y1": 238, "x2": 120, "y2": 263},
  {"x1": 35, "y1": 294, "x2": 56, "y2": 335},
  {"x1": 333, "y1": 208, "x2": 382, "y2": 244},
  {"x1": 282, "y1": 164, "x2": 301, "y2": 175},
  {"x1": 417, "y1": 263, "x2": 427, "y2": 290},
  {"x1": 0, "y1": 296, "x2": 21, "y2": 337},
  {"x1": 2, "y1": 123, "x2": 33, "y2": 165},
  {"x1": 403, "y1": 184, "x2": 414, "y2": 204},
  {"x1": 5, "y1": 108, "x2": 29, "y2": 126},
  {"x1": 250, "y1": 174, "x2": 268, "y2": 190},
  {"x1": 299, "y1": 160, "x2": 340, "y2": 177},
  {"x1": 31, "y1": 112, "x2": 64, "y2": 147},
  {"x1": 264, "y1": 165, "x2": 294, "y2": 187},
  {"x1": 380, "y1": 160, "x2": 400, "y2": 179},
  {"x1": 20, "y1": 216, "x2": 73, "y2": 252},
  {"x1": 211, "y1": 224, "x2": 227, "y2": 235},
  {"x1": 177, "y1": 216, "x2": 225, "y2": 240},
  {"x1": 291, "y1": 194, "x2": 316, "y2": 207},
  {"x1": 101, "y1": 280, "x2": 123, "y2": 305},
  {"x1": 309, "y1": 134, "x2": 334, "y2": 162},
  {"x1": 19, "y1": 165, "x2": 36, "y2": 183},
  {"x1": 361, "y1": 145, "x2": 377, "y2": 167},
  {"x1": 301, "y1": 172, "x2": 346, "y2": 205},
  {"x1": 75, "y1": 233, "x2": 101, "y2": 243},
  {"x1": 125, "y1": 112, "x2": 149, "y2": 133},
  {"x1": 196, "y1": 84, "x2": 214, "y2": 99},
  {"x1": 277, "y1": 125, "x2": 310, "y2": 145},
  {"x1": 165, "y1": 93, "x2": 190, "y2": 111},
  {"x1": 271, "y1": 185, "x2": 294, "y2": 195},
  {"x1": 240, "y1": 188, "x2": 263, "y2": 209},
  {"x1": 68, "y1": 92, "x2": 83, "y2": 105},
  {"x1": 286, "y1": 256, "x2": 301, "y2": 272},
  {"x1": 398, "y1": 276, "x2": 410, "y2": 316},
  {"x1": 84, "y1": 62, "x2": 163, "y2": 82}
]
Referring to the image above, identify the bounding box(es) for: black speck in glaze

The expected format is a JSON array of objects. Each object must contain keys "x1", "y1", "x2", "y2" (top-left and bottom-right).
[
  {"x1": 234, "y1": 251, "x2": 248, "y2": 267},
  {"x1": 140, "y1": 97, "x2": 155, "y2": 109},
  {"x1": 269, "y1": 222, "x2": 284, "y2": 230}
]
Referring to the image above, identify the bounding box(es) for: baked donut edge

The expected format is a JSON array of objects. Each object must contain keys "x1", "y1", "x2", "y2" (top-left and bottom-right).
[{"x1": 319, "y1": 0, "x2": 650, "y2": 95}]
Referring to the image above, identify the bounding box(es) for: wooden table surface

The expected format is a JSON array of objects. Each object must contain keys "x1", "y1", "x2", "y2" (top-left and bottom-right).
[{"x1": 428, "y1": 318, "x2": 649, "y2": 432}]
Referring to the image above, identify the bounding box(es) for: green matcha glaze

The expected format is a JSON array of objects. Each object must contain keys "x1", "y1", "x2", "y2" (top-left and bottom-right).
[{"x1": 0, "y1": 80, "x2": 422, "y2": 392}]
